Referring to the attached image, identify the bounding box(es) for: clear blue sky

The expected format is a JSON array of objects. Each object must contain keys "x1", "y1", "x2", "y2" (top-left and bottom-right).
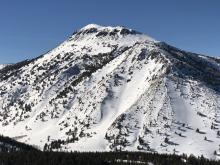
[{"x1": 0, "y1": 0, "x2": 219, "y2": 63}]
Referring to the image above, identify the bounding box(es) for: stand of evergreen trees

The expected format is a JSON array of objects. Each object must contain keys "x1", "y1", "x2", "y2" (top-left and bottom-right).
[
  {"x1": 0, "y1": 135, "x2": 220, "y2": 165},
  {"x1": 0, "y1": 151, "x2": 220, "y2": 165},
  {"x1": 0, "y1": 135, "x2": 38, "y2": 152}
]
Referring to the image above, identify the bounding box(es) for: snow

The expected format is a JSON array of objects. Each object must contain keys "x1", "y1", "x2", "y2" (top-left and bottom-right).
[
  {"x1": 80, "y1": 23, "x2": 102, "y2": 30},
  {"x1": 0, "y1": 64, "x2": 8, "y2": 70},
  {"x1": 0, "y1": 24, "x2": 219, "y2": 159},
  {"x1": 115, "y1": 159, "x2": 150, "y2": 164}
]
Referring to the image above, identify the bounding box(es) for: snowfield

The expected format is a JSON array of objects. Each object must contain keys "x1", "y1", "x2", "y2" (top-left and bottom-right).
[{"x1": 0, "y1": 24, "x2": 220, "y2": 159}]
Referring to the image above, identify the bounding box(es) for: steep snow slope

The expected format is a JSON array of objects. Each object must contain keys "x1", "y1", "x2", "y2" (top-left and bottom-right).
[{"x1": 0, "y1": 24, "x2": 220, "y2": 159}]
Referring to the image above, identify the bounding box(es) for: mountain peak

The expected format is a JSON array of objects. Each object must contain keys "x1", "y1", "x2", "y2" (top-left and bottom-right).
[
  {"x1": 80, "y1": 23, "x2": 103, "y2": 30},
  {"x1": 0, "y1": 24, "x2": 219, "y2": 159},
  {"x1": 73, "y1": 24, "x2": 156, "y2": 42}
]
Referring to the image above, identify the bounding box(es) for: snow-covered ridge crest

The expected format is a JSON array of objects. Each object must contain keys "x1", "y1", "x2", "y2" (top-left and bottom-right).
[
  {"x1": 80, "y1": 23, "x2": 135, "y2": 33},
  {"x1": 0, "y1": 64, "x2": 12, "y2": 72},
  {"x1": 72, "y1": 24, "x2": 157, "y2": 42},
  {"x1": 80, "y1": 23, "x2": 103, "y2": 30},
  {"x1": 0, "y1": 24, "x2": 220, "y2": 159},
  {"x1": 0, "y1": 64, "x2": 8, "y2": 70}
]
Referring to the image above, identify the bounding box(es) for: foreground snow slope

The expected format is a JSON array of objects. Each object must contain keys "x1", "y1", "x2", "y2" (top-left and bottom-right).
[{"x1": 0, "y1": 24, "x2": 220, "y2": 159}]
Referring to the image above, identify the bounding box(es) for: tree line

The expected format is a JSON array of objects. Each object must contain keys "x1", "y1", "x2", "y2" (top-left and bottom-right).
[
  {"x1": 0, "y1": 135, "x2": 220, "y2": 165},
  {"x1": 0, "y1": 151, "x2": 220, "y2": 165}
]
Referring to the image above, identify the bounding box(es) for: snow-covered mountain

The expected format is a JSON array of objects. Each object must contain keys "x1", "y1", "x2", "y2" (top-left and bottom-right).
[{"x1": 0, "y1": 24, "x2": 220, "y2": 159}]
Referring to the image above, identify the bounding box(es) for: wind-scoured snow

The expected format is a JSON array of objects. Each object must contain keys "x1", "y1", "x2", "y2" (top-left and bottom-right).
[{"x1": 0, "y1": 24, "x2": 219, "y2": 159}]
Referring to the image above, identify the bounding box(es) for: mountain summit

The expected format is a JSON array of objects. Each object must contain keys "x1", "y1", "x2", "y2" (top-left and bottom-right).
[{"x1": 0, "y1": 24, "x2": 220, "y2": 159}]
